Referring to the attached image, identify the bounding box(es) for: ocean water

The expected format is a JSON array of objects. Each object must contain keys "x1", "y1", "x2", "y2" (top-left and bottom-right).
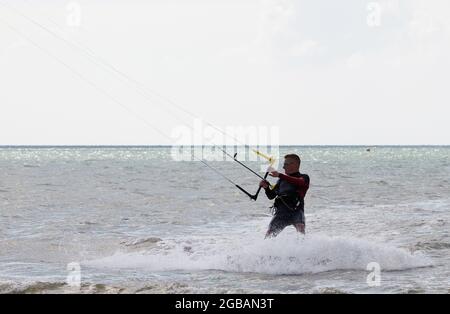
[{"x1": 0, "y1": 146, "x2": 449, "y2": 294}]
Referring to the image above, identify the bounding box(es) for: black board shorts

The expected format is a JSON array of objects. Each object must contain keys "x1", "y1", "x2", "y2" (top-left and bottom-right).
[{"x1": 267, "y1": 209, "x2": 305, "y2": 236}]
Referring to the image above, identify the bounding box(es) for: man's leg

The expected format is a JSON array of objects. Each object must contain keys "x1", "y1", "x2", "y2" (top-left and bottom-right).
[
  {"x1": 265, "y1": 216, "x2": 287, "y2": 239},
  {"x1": 294, "y1": 223, "x2": 305, "y2": 234},
  {"x1": 265, "y1": 228, "x2": 281, "y2": 239},
  {"x1": 294, "y1": 209, "x2": 305, "y2": 234}
]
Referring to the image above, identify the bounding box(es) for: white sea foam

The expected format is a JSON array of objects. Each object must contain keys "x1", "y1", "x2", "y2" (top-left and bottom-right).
[{"x1": 86, "y1": 234, "x2": 432, "y2": 275}]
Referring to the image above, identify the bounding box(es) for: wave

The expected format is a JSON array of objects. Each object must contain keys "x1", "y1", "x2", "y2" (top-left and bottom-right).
[
  {"x1": 86, "y1": 234, "x2": 432, "y2": 275},
  {"x1": 414, "y1": 241, "x2": 450, "y2": 250},
  {"x1": 0, "y1": 280, "x2": 244, "y2": 294},
  {"x1": 0, "y1": 280, "x2": 125, "y2": 294},
  {"x1": 0, "y1": 281, "x2": 66, "y2": 294},
  {"x1": 121, "y1": 237, "x2": 163, "y2": 247},
  {"x1": 315, "y1": 287, "x2": 350, "y2": 294},
  {"x1": 23, "y1": 164, "x2": 40, "y2": 168}
]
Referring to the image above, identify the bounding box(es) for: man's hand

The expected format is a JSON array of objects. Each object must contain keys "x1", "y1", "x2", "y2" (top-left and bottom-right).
[
  {"x1": 269, "y1": 171, "x2": 280, "y2": 178},
  {"x1": 259, "y1": 180, "x2": 270, "y2": 189}
]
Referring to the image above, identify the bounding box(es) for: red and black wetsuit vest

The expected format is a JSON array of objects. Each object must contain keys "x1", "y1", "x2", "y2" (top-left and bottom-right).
[{"x1": 265, "y1": 172, "x2": 310, "y2": 215}]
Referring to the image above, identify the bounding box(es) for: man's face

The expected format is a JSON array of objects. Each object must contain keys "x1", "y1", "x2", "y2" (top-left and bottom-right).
[{"x1": 282, "y1": 158, "x2": 299, "y2": 175}]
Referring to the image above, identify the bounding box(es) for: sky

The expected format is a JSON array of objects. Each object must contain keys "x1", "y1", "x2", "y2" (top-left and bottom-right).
[{"x1": 0, "y1": 0, "x2": 449, "y2": 145}]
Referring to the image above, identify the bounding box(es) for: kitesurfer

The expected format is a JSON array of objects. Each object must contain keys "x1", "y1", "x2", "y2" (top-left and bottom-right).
[{"x1": 259, "y1": 154, "x2": 310, "y2": 238}]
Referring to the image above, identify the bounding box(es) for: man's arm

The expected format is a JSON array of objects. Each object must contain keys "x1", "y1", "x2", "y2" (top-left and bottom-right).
[
  {"x1": 278, "y1": 173, "x2": 308, "y2": 187},
  {"x1": 264, "y1": 183, "x2": 278, "y2": 200}
]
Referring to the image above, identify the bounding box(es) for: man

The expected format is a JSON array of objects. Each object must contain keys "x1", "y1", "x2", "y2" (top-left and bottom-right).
[{"x1": 259, "y1": 154, "x2": 310, "y2": 238}]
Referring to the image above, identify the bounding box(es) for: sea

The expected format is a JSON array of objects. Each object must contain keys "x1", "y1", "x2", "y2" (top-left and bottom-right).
[{"x1": 0, "y1": 146, "x2": 449, "y2": 294}]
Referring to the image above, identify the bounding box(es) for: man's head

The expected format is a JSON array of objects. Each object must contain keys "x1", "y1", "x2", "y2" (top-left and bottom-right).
[{"x1": 283, "y1": 154, "x2": 301, "y2": 175}]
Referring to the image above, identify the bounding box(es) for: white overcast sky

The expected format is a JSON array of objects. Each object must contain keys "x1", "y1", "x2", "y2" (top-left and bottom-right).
[{"x1": 0, "y1": 0, "x2": 449, "y2": 145}]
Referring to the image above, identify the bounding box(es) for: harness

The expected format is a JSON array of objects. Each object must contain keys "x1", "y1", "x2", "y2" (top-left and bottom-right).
[{"x1": 270, "y1": 173, "x2": 309, "y2": 215}]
